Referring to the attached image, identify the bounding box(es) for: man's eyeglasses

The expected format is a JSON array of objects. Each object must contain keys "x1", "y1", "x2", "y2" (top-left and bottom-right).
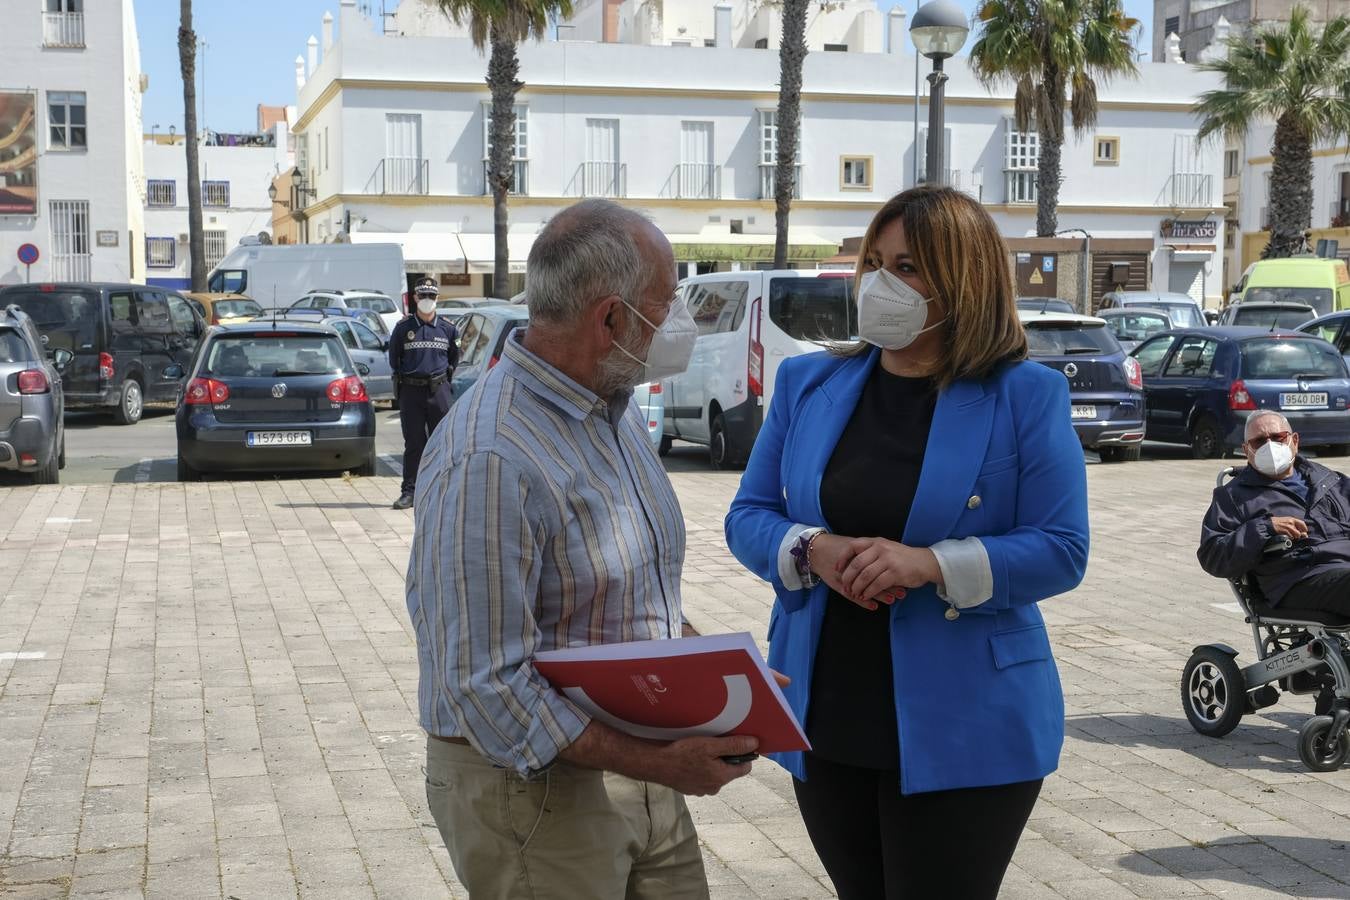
[{"x1": 1247, "y1": 432, "x2": 1292, "y2": 450}]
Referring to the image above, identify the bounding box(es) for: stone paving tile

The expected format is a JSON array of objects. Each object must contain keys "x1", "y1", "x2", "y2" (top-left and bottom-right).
[{"x1": 5, "y1": 461, "x2": 1350, "y2": 897}]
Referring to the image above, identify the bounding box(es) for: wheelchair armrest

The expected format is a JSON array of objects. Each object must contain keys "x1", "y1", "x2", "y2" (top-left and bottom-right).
[{"x1": 1263, "y1": 535, "x2": 1293, "y2": 555}]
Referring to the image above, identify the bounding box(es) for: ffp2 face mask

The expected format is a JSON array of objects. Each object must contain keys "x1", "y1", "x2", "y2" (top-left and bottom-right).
[{"x1": 856, "y1": 268, "x2": 945, "y2": 351}]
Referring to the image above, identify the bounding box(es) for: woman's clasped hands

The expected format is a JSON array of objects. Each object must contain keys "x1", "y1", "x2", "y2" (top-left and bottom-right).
[{"x1": 810, "y1": 533, "x2": 943, "y2": 611}]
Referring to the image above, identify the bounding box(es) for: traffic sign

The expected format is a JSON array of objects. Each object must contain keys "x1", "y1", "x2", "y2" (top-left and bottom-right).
[{"x1": 17, "y1": 243, "x2": 39, "y2": 265}]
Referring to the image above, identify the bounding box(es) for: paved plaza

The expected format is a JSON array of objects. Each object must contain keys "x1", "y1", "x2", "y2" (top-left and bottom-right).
[{"x1": 2, "y1": 454, "x2": 1350, "y2": 899}]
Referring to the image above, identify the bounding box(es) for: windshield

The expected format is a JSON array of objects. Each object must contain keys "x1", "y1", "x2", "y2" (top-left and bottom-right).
[
  {"x1": 2, "y1": 288, "x2": 99, "y2": 352},
  {"x1": 1104, "y1": 312, "x2": 1170, "y2": 343},
  {"x1": 767, "y1": 277, "x2": 854, "y2": 342},
  {"x1": 1240, "y1": 338, "x2": 1347, "y2": 379},
  {"x1": 1131, "y1": 302, "x2": 1204, "y2": 328},
  {"x1": 1024, "y1": 322, "x2": 1120, "y2": 356},
  {"x1": 214, "y1": 299, "x2": 262, "y2": 319},
  {"x1": 1230, "y1": 306, "x2": 1315, "y2": 330},
  {"x1": 349, "y1": 296, "x2": 396, "y2": 314},
  {"x1": 0, "y1": 329, "x2": 31, "y2": 363},
  {"x1": 207, "y1": 269, "x2": 247, "y2": 293},
  {"x1": 202, "y1": 334, "x2": 350, "y2": 377},
  {"x1": 1245, "y1": 287, "x2": 1334, "y2": 316}
]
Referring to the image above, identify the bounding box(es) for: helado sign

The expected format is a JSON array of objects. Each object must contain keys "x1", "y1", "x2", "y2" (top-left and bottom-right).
[{"x1": 1161, "y1": 219, "x2": 1217, "y2": 240}]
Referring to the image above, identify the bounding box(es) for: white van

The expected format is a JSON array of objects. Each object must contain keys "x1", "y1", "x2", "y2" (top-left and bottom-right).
[
  {"x1": 661, "y1": 270, "x2": 854, "y2": 468},
  {"x1": 206, "y1": 243, "x2": 405, "y2": 311}
]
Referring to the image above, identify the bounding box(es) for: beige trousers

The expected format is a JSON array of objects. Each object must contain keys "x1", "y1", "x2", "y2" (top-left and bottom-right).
[{"x1": 424, "y1": 737, "x2": 711, "y2": 899}]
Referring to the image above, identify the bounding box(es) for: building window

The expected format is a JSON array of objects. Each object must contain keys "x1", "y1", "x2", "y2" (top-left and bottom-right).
[
  {"x1": 324, "y1": 128, "x2": 330, "y2": 173},
  {"x1": 48, "y1": 91, "x2": 86, "y2": 149},
  {"x1": 824, "y1": 43, "x2": 848, "y2": 52},
  {"x1": 1164, "y1": 15, "x2": 1180, "y2": 37},
  {"x1": 202, "y1": 181, "x2": 230, "y2": 207},
  {"x1": 1225, "y1": 149, "x2": 1240, "y2": 178},
  {"x1": 758, "y1": 109, "x2": 801, "y2": 199},
  {"x1": 841, "y1": 156, "x2": 872, "y2": 190},
  {"x1": 49, "y1": 200, "x2": 91, "y2": 281},
  {"x1": 1004, "y1": 121, "x2": 1038, "y2": 204},
  {"x1": 146, "y1": 180, "x2": 176, "y2": 207},
  {"x1": 44, "y1": 0, "x2": 84, "y2": 47},
  {"x1": 146, "y1": 237, "x2": 175, "y2": 268},
  {"x1": 203, "y1": 230, "x2": 227, "y2": 271},
  {"x1": 483, "y1": 103, "x2": 529, "y2": 196},
  {"x1": 754, "y1": 38, "x2": 768, "y2": 49},
  {"x1": 1094, "y1": 136, "x2": 1119, "y2": 165},
  {"x1": 703, "y1": 38, "x2": 715, "y2": 47}
]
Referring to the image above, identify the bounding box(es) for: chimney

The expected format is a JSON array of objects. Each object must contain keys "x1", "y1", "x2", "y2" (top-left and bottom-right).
[
  {"x1": 307, "y1": 35, "x2": 319, "y2": 76},
  {"x1": 603, "y1": 0, "x2": 622, "y2": 42},
  {"x1": 887, "y1": 6, "x2": 907, "y2": 54},
  {"x1": 322, "y1": 11, "x2": 334, "y2": 51},
  {"x1": 1164, "y1": 31, "x2": 1182, "y2": 64},
  {"x1": 295, "y1": 55, "x2": 306, "y2": 90},
  {"x1": 714, "y1": 3, "x2": 732, "y2": 47}
]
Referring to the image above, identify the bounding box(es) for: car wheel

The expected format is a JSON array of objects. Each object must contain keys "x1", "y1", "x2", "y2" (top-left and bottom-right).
[
  {"x1": 709, "y1": 414, "x2": 737, "y2": 471},
  {"x1": 1098, "y1": 447, "x2": 1121, "y2": 463},
  {"x1": 112, "y1": 378, "x2": 143, "y2": 426},
  {"x1": 176, "y1": 455, "x2": 200, "y2": 482},
  {"x1": 1190, "y1": 416, "x2": 1224, "y2": 459},
  {"x1": 58, "y1": 432, "x2": 66, "y2": 470},
  {"x1": 1323, "y1": 444, "x2": 1350, "y2": 457},
  {"x1": 353, "y1": 453, "x2": 377, "y2": 477},
  {"x1": 32, "y1": 451, "x2": 59, "y2": 485},
  {"x1": 659, "y1": 435, "x2": 673, "y2": 457}
]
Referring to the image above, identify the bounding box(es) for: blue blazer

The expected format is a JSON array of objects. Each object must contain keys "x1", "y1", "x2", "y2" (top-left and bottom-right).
[{"x1": 725, "y1": 348, "x2": 1089, "y2": 794}]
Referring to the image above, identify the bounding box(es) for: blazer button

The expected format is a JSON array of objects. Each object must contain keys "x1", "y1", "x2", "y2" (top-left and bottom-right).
[{"x1": 967, "y1": 495, "x2": 982, "y2": 510}]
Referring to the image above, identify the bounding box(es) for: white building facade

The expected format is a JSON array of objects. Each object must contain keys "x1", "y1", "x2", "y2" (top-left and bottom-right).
[
  {"x1": 142, "y1": 127, "x2": 293, "y2": 290},
  {"x1": 0, "y1": 0, "x2": 146, "y2": 286},
  {"x1": 290, "y1": 0, "x2": 1227, "y2": 306}
]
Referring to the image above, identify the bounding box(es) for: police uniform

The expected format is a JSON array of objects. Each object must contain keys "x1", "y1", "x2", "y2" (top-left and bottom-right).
[{"x1": 389, "y1": 310, "x2": 459, "y2": 505}]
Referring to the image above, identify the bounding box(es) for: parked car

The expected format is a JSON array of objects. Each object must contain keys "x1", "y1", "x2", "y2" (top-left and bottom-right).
[
  {"x1": 0, "y1": 305, "x2": 68, "y2": 484},
  {"x1": 171, "y1": 320, "x2": 377, "y2": 481},
  {"x1": 290, "y1": 290, "x2": 400, "y2": 333},
  {"x1": 183, "y1": 293, "x2": 264, "y2": 326},
  {"x1": 0, "y1": 282, "x2": 204, "y2": 425},
  {"x1": 1298, "y1": 311, "x2": 1350, "y2": 363},
  {"x1": 436, "y1": 296, "x2": 511, "y2": 313},
  {"x1": 271, "y1": 313, "x2": 394, "y2": 403},
  {"x1": 1016, "y1": 297, "x2": 1076, "y2": 315},
  {"x1": 634, "y1": 382, "x2": 663, "y2": 452},
  {"x1": 1019, "y1": 311, "x2": 1145, "y2": 462},
  {"x1": 280, "y1": 304, "x2": 390, "y2": 338},
  {"x1": 207, "y1": 243, "x2": 405, "y2": 313},
  {"x1": 661, "y1": 270, "x2": 854, "y2": 469},
  {"x1": 450, "y1": 305, "x2": 531, "y2": 401},
  {"x1": 1096, "y1": 308, "x2": 1172, "y2": 353},
  {"x1": 1230, "y1": 257, "x2": 1350, "y2": 316},
  {"x1": 1217, "y1": 299, "x2": 1317, "y2": 329},
  {"x1": 1097, "y1": 290, "x2": 1207, "y2": 328},
  {"x1": 1129, "y1": 327, "x2": 1350, "y2": 458}
]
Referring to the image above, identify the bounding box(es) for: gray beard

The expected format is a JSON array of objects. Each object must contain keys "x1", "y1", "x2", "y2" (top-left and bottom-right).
[{"x1": 595, "y1": 317, "x2": 649, "y2": 402}]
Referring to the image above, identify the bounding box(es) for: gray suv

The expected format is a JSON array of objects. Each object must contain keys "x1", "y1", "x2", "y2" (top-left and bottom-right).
[{"x1": 0, "y1": 305, "x2": 68, "y2": 484}]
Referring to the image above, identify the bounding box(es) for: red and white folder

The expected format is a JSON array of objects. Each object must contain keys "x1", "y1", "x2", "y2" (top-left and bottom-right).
[{"x1": 534, "y1": 632, "x2": 810, "y2": 754}]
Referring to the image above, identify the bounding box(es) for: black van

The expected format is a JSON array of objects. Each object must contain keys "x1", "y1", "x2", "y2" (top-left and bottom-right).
[{"x1": 0, "y1": 283, "x2": 204, "y2": 424}]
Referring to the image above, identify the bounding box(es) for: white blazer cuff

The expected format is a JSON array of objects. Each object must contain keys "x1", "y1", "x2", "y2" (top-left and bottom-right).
[
  {"x1": 777, "y1": 525, "x2": 825, "y2": 591},
  {"x1": 930, "y1": 537, "x2": 993, "y2": 609}
]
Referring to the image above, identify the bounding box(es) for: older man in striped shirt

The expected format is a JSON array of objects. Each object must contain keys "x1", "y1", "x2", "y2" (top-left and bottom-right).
[{"x1": 407, "y1": 199, "x2": 757, "y2": 898}]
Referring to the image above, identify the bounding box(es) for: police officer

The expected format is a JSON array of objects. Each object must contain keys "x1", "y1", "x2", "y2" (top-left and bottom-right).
[{"x1": 389, "y1": 277, "x2": 458, "y2": 510}]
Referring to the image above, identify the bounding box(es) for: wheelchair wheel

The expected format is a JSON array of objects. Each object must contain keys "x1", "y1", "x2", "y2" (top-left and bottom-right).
[
  {"x1": 1297, "y1": 716, "x2": 1349, "y2": 772},
  {"x1": 1182, "y1": 647, "x2": 1246, "y2": 737}
]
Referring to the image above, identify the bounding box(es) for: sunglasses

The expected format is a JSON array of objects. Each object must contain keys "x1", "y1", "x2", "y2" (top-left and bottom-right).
[{"x1": 1247, "y1": 432, "x2": 1292, "y2": 449}]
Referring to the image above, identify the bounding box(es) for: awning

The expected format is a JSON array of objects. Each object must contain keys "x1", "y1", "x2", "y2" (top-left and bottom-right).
[
  {"x1": 1167, "y1": 243, "x2": 1217, "y2": 262},
  {"x1": 349, "y1": 231, "x2": 467, "y2": 274},
  {"x1": 456, "y1": 233, "x2": 536, "y2": 275},
  {"x1": 665, "y1": 230, "x2": 839, "y2": 263}
]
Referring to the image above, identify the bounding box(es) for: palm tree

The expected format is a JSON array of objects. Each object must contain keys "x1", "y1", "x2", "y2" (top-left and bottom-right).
[
  {"x1": 437, "y1": 0, "x2": 573, "y2": 296},
  {"x1": 970, "y1": 0, "x2": 1138, "y2": 236},
  {"x1": 1196, "y1": 8, "x2": 1350, "y2": 259},
  {"x1": 178, "y1": 0, "x2": 205, "y2": 290},
  {"x1": 772, "y1": 0, "x2": 807, "y2": 270}
]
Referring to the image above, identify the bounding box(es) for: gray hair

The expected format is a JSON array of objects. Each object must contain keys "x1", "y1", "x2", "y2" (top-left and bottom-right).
[
  {"x1": 526, "y1": 199, "x2": 652, "y2": 325},
  {"x1": 1245, "y1": 409, "x2": 1291, "y2": 442}
]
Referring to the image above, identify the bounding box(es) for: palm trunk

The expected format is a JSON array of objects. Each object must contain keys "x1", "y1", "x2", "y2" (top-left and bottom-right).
[
  {"x1": 487, "y1": 26, "x2": 521, "y2": 298},
  {"x1": 1264, "y1": 112, "x2": 1313, "y2": 259},
  {"x1": 179, "y1": 0, "x2": 205, "y2": 290},
  {"x1": 1035, "y1": 86, "x2": 1064, "y2": 238},
  {"x1": 773, "y1": 0, "x2": 807, "y2": 270}
]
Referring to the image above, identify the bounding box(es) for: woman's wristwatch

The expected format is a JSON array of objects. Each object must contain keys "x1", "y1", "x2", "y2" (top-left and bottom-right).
[{"x1": 789, "y1": 528, "x2": 825, "y2": 589}]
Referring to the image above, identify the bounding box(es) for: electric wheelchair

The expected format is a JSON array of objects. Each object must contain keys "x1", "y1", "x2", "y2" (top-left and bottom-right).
[{"x1": 1181, "y1": 467, "x2": 1350, "y2": 771}]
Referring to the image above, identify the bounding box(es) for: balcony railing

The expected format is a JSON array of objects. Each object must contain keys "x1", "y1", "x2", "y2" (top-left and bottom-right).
[
  {"x1": 666, "y1": 163, "x2": 721, "y2": 200},
  {"x1": 367, "y1": 158, "x2": 429, "y2": 195},
  {"x1": 43, "y1": 12, "x2": 84, "y2": 48},
  {"x1": 575, "y1": 162, "x2": 627, "y2": 198},
  {"x1": 759, "y1": 164, "x2": 802, "y2": 200},
  {"x1": 1170, "y1": 173, "x2": 1213, "y2": 208},
  {"x1": 483, "y1": 159, "x2": 528, "y2": 196}
]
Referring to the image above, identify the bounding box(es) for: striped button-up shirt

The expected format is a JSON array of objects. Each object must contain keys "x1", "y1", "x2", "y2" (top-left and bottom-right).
[{"x1": 406, "y1": 331, "x2": 686, "y2": 776}]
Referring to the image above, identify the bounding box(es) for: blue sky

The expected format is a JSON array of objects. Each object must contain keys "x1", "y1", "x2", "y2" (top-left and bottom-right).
[{"x1": 136, "y1": 0, "x2": 1157, "y2": 134}]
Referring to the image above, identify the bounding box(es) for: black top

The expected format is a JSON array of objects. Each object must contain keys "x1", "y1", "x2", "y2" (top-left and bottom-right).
[
  {"x1": 388, "y1": 314, "x2": 459, "y2": 377},
  {"x1": 807, "y1": 364, "x2": 937, "y2": 769}
]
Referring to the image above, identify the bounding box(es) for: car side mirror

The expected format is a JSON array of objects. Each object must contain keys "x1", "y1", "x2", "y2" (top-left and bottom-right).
[
  {"x1": 51, "y1": 348, "x2": 73, "y2": 369},
  {"x1": 163, "y1": 363, "x2": 186, "y2": 380},
  {"x1": 380, "y1": 339, "x2": 389, "y2": 351},
  {"x1": 356, "y1": 362, "x2": 371, "y2": 376}
]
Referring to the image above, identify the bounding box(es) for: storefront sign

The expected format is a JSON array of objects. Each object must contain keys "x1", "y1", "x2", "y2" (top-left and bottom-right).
[
  {"x1": 671, "y1": 242, "x2": 837, "y2": 262},
  {"x1": 1161, "y1": 219, "x2": 1217, "y2": 240}
]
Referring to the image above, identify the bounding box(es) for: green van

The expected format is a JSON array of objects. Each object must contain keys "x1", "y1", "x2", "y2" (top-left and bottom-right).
[{"x1": 1230, "y1": 257, "x2": 1350, "y2": 316}]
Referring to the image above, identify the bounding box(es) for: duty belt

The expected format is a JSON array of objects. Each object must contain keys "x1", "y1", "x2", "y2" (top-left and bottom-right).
[{"x1": 400, "y1": 370, "x2": 449, "y2": 388}]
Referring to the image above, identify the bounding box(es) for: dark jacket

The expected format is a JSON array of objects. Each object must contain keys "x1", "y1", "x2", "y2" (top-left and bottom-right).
[
  {"x1": 1198, "y1": 457, "x2": 1350, "y2": 604},
  {"x1": 388, "y1": 314, "x2": 458, "y2": 377}
]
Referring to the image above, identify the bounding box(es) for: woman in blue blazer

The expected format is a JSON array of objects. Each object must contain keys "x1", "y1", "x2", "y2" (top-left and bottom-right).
[{"x1": 724, "y1": 187, "x2": 1089, "y2": 899}]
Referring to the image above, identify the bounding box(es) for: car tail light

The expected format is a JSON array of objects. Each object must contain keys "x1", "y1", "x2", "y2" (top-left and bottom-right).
[
  {"x1": 185, "y1": 377, "x2": 229, "y2": 405},
  {"x1": 488, "y1": 355, "x2": 500, "y2": 369},
  {"x1": 1122, "y1": 356, "x2": 1142, "y2": 390},
  {"x1": 649, "y1": 382, "x2": 662, "y2": 394},
  {"x1": 99, "y1": 351, "x2": 114, "y2": 381},
  {"x1": 747, "y1": 297, "x2": 764, "y2": 399},
  {"x1": 17, "y1": 369, "x2": 50, "y2": 394},
  {"x1": 1229, "y1": 379, "x2": 1256, "y2": 411},
  {"x1": 38, "y1": 284, "x2": 56, "y2": 293},
  {"x1": 327, "y1": 375, "x2": 368, "y2": 403}
]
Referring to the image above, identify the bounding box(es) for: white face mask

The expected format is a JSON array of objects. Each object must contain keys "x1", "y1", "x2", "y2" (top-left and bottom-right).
[
  {"x1": 416, "y1": 298, "x2": 437, "y2": 315},
  {"x1": 857, "y1": 268, "x2": 946, "y2": 351},
  {"x1": 614, "y1": 295, "x2": 698, "y2": 383},
  {"x1": 1252, "y1": 439, "x2": 1295, "y2": 478}
]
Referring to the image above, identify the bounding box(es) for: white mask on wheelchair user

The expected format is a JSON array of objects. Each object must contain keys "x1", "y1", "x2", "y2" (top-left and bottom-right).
[{"x1": 1252, "y1": 439, "x2": 1294, "y2": 478}]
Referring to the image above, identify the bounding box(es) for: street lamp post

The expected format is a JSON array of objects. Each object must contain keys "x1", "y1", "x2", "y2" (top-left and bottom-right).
[{"x1": 910, "y1": 0, "x2": 969, "y2": 187}]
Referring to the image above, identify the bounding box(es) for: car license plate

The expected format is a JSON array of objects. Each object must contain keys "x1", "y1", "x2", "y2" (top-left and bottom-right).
[
  {"x1": 1071, "y1": 405, "x2": 1097, "y2": 419},
  {"x1": 1280, "y1": 392, "x2": 1328, "y2": 409},
  {"x1": 246, "y1": 430, "x2": 312, "y2": 447}
]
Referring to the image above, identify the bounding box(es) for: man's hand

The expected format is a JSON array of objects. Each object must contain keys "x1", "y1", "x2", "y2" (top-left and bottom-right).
[
  {"x1": 1271, "y1": 515, "x2": 1309, "y2": 540},
  {"x1": 837, "y1": 538, "x2": 942, "y2": 607},
  {"x1": 650, "y1": 735, "x2": 759, "y2": 796}
]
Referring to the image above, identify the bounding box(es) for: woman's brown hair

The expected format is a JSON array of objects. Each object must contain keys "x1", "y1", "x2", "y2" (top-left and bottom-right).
[{"x1": 835, "y1": 186, "x2": 1027, "y2": 388}]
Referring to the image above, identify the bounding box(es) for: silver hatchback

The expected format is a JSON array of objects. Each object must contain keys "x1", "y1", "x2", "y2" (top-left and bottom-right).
[{"x1": 0, "y1": 305, "x2": 68, "y2": 483}]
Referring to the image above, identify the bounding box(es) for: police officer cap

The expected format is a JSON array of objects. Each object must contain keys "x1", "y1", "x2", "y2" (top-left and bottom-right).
[{"x1": 415, "y1": 279, "x2": 439, "y2": 298}]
